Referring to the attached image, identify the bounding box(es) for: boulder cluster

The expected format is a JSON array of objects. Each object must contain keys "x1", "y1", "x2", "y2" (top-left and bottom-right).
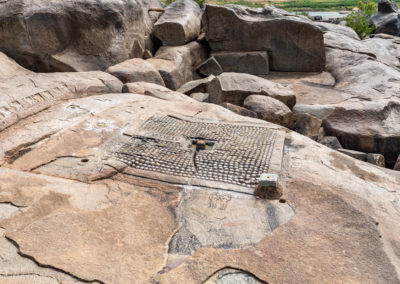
[{"x1": 0, "y1": 0, "x2": 400, "y2": 283}]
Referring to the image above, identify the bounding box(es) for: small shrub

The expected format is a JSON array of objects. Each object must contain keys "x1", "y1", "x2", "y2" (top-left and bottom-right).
[
  {"x1": 346, "y1": 0, "x2": 377, "y2": 39},
  {"x1": 195, "y1": 0, "x2": 205, "y2": 7}
]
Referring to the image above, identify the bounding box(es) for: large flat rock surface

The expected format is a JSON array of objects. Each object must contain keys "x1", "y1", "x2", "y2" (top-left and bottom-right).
[{"x1": 0, "y1": 93, "x2": 399, "y2": 283}]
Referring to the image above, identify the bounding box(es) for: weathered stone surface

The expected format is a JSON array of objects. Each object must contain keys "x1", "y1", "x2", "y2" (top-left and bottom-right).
[
  {"x1": 293, "y1": 104, "x2": 336, "y2": 119},
  {"x1": 243, "y1": 95, "x2": 295, "y2": 128},
  {"x1": 314, "y1": 21, "x2": 360, "y2": 40},
  {"x1": 196, "y1": 57, "x2": 223, "y2": 77},
  {"x1": 0, "y1": 52, "x2": 32, "y2": 79},
  {"x1": 209, "y1": 72, "x2": 296, "y2": 108},
  {"x1": 211, "y1": 51, "x2": 269, "y2": 75},
  {"x1": 157, "y1": 132, "x2": 400, "y2": 283},
  {"x1": 366, "y1": 153, "x2": 386, "y2": 167},
  {"x1": 0, "y1": 93, "x2": 400, "y2": 283},
  {"x1": 0, "y1": 72, "x2": 122, "y2": 132},
  {"x1": 0, "y1": 228, "x2": 82, "y2": 283},
  {"x1": 0, "y1": 169, "x2": 177, "y2": 283},
  {"x1": 177, "y1": 75, "x2": 215, "y2": 95},
  {"x1": 324, "y1": 32, "x2": 376, "y2": 57},
  {"x1": 378, "y1": 0, "x2": 399, "y2": 13},
  {"x1": 371, "y1": 0, "x2": 400, "y2": 37},
  {"x1": 154, "y1": 0, "x2": 202, "y2": 45},
  {"x1": 317, "y1": 40, "x2": 400, "y2": 167},
  {"x1": 190, "y1": 92, "x2": 210, "y2": 102},
  {"x1": 203, "y1": 4, "x2": 325, "y2": 72},
  {"x1": 106, "y1": 58, "x2": 165, "y2": 86},
  {"x1": 204, "y1": 268, "x2": 266, "y2": 284},
  {"x1": 220, "y1": 102, "x2": 258, "y2": 118},
  {"x1": 0, "y1": 0, "x2": 150, "y2": 72},
  {"x1": 337, "y1": 148, "x2": 367, "y2": 161},
  {"x1": 394, "y1": 154, "x2": 400, "y2": 170},
  {"x1": 147, "y1": 41, "x2": 208, "y2": 90},
  {"x1": 123, "y1": 81, "x2": 195, "y2": 102},
  {"x1": 363, "y1": 34, "x2": 400, "y2": 70},
  {"x1": 319, "y1": 136, "x2": 343, "y2": 150},
  {"x1": 144, "y1": 0, "x2": 164, "y2": 56},
  {"x1": 254, "y1": 173, "x2": 283, "y2": 199},
  {"x1": 323, "y1": 101, "x2": 400, "y2": 167},
  {"x1": 294, "y1": 113, "x2": 322, "y2": 140}
]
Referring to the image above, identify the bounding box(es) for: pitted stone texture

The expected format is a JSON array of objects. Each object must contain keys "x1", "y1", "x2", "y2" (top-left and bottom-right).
[{"x1": 113, "y1": 115, "x2": 280, "y2": 188}]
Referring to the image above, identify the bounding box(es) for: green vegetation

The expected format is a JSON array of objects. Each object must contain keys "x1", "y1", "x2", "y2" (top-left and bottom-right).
[
  {"x1": 208, "y1": 0, "x2": 400, "y2": 11},
  {"x1": 163, "y1": 0, "x2": 400, "y2": 12},
  {"x1": 345, "y1": 0, "x2": 377, "y2": 38},
  {"x1": 216, "y1": 0, "x2": 264, "y2": 7}
]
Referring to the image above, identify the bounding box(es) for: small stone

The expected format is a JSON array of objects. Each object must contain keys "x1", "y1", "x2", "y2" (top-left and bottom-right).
[
  {"x1": 190, "y1": 92, "x2": 209, "y2": 102},
  {"x1": 220, "y1": 103, "x2": 258, "y2": 118},
  {"x1": 294, "y1": 113, "x2": 322, "y2": 140},
  {"x1": 254, "y1": 173, "x2": 283, "y2": 200},
  {"x1": 319, "y1": 136, "x2": 343, "y2": 150},
  {"x1": 393, "y1": 154, "x2": 400, "y2": 171},
  {"x1": 196, "y1": 57, "x2": 223, "y2": 77},
  {"x1": 338, "y1": 149, "x2": 367, "y2": 161},
  {"x1": 211, "y1": 51, "x2": 269, "y2": 75},
  {"x1": 153, "y1": 0, "x2": 202, "y2": 46},
  {"x1": 143, "y1": 49, "x2": 153, "y2": 59},
  {"x1": 366, "y1": 154, "x2": 386, "y2": 168}
]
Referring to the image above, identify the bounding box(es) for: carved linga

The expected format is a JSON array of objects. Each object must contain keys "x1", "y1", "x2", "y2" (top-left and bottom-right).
[{"x1": 112, "y1": 115, "x2": 278, "y2": 188}]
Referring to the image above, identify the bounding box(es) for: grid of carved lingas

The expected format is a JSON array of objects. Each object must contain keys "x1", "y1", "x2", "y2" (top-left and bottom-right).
[{"x1": 113, "y1": 115, "x2": 277, "y2": 187}]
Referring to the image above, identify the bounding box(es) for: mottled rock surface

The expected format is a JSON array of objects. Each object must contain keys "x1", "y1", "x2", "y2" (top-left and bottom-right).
[
  {"x1": 220, "y1": 102, "x2": 258, "y2": 118},
  {"x1": 243, "y1": 95, "x2": 295, "y2": 128},
  {"x1": 203, "y1": 4, "x2": 325, "y2": 72},
  {"x1": 371, "y1": 0, "x2": 400, "y2": 37},
  {"x1": 0, "y1": 92, "x2": 399, "y2": 283},
  {"x1": 0, "y1": 52, "x2": 32, "y2": 79},
  {"x1": 0, "y1": 71, "x2": 122, "y2": 132},
  {"x1": 209, "y1": 72, "x2": 296, "y2": 108},
  {"x1": 177, "y1": 75, "x2": 215, "y2": 95},
  {"x1": 106, "y1": 58, "x2": 165, "y2": 86},
  {"x1": 154, "y1": 0, "x2": 202, "y2": 45},
  {"x1": 1, "y1": 3, "x2": 400, "y2": 283},
  {"x1": 147, "y1": 41, "x2": 207, "y2": 90},
  {"x1": 0, "y1": 0, "x2": 151, "y2": 71},
  {"x1": 211, "y1": 51, "x2": 270, "y2": 75}
]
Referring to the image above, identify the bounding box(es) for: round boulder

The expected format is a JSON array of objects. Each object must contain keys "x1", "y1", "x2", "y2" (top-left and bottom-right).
[{"x1": 243, "y1": 95, "x2": 295, "y2": 128}]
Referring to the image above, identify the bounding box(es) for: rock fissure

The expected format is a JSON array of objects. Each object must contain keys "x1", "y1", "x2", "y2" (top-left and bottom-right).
[{"x1": 4, "y1": 236, "x2": 104, "y2": 284}]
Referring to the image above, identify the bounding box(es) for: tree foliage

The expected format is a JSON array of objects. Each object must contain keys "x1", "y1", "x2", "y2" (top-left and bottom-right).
[{"x1": 346, "y1": 0, "x2": 377, "y2": 39}]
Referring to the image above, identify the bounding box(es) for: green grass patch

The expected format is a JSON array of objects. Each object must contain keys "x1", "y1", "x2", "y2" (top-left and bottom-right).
[{"x1": 209, "y1": 0, "x2": 400, "y2": 11}]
